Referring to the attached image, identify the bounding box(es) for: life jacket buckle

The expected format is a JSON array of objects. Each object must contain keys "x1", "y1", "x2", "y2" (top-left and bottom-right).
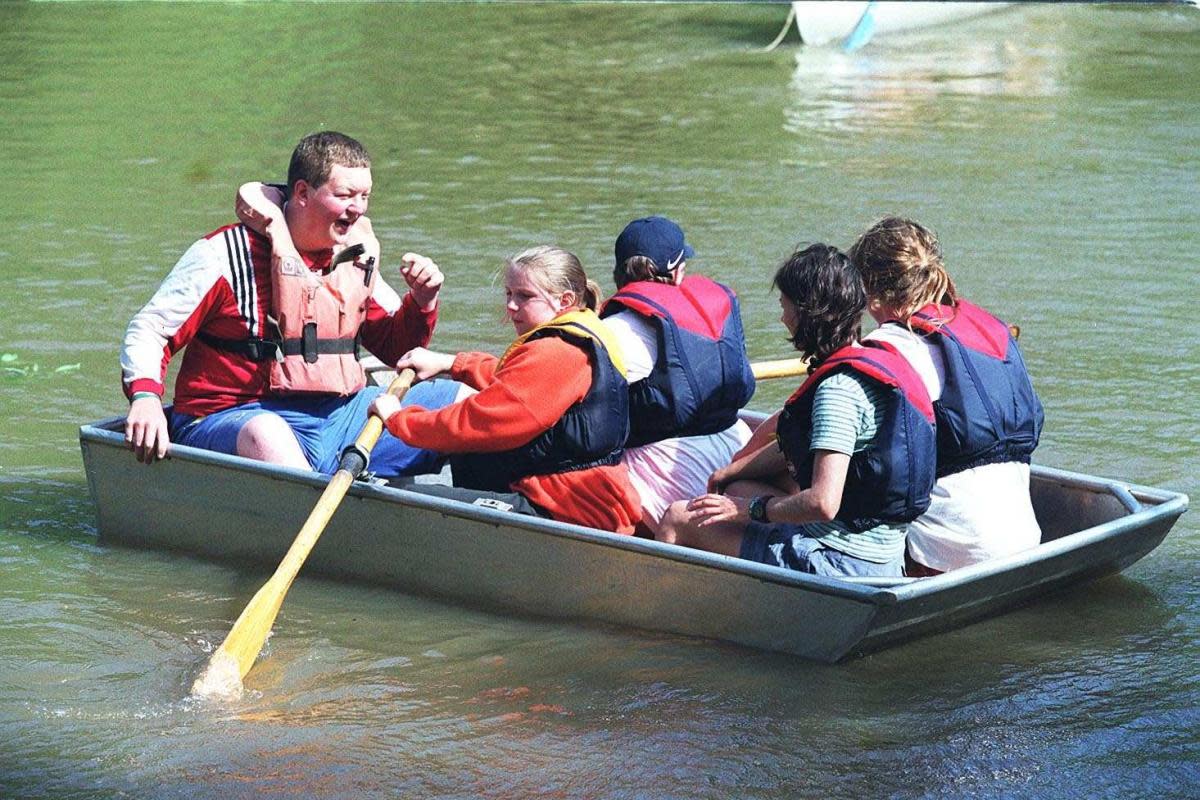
[
  {"x1": 359, "y1": 256, "x2": 376, "y2": 287},
  {"x1": 245, "y1": 337, "x2": 281, "y2": 363},
  {"x1": 302, "y1": 322, "x2": 319, "y2": 364}
]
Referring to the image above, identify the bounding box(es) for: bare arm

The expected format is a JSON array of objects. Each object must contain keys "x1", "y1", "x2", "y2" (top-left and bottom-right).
[
  {"x1": 760, "y1": 450, "x2": 848, "y2": 524},
  {"x1": 734, "y1": 409, "x2": 781, "y2": 460},
  {"x1": 687, "y1": 450, "x2": 849, "y2": 528},
  {"x1": 708, "y1": 438, "x2": 787, "y2": 493}
]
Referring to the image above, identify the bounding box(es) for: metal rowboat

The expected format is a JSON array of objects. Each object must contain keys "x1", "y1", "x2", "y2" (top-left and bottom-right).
[{"x1": 78, "y1": 411, "x2": 1187, "y2": 663}]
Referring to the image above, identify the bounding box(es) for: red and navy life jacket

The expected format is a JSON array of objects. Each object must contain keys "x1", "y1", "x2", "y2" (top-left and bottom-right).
[
  {"x1": 776, "y1": 342, "x2": 937, "y2": 533},
  {"x1": 908, "y1": 300, "x2": 1043, "y2": 477},
  {"x1": 600, "y1": 276, "x2": 755, "y2": 447},
  {"x1": 450, "y1": 314, "x2": 630, "y2": 493}
]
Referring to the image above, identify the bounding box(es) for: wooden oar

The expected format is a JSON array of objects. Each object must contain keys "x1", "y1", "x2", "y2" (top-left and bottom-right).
[
  {"x1": 751, "y1": 357, "x2": 809, "y2": 381},
  {"x1": 750, "y1": 324, "x2": 1020, "y2": 382},
  {"x1": 191, "y1": 369, "x2": 416, "y2": 699}
]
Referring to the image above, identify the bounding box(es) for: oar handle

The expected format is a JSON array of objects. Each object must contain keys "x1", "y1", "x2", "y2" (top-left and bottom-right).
[{"x1": 355, "y1": 368, "x2": 416, "y2": 451}]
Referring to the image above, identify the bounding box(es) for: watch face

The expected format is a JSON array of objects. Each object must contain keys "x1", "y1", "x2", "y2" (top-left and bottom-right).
[{"x1": 750, "y1": 495, "x2": 768, "y2": 523}]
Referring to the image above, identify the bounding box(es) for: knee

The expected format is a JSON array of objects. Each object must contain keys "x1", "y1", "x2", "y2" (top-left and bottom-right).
[
  {"x1": 655, "y1": 500, "x2": 689, "y2": 545},
  {"x1": 236, "y1": 414, "x2": 307, "y2": 466}
]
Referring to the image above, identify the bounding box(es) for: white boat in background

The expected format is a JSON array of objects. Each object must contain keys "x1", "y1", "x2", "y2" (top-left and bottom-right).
[{"x1": 769, "y1": 2, "x2": 1013, "y2": 51}]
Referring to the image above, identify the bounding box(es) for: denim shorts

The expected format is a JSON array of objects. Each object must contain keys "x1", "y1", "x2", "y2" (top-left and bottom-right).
[
  {"x1": 739, "y1": 522, "x2": 904, "y2": 578},
  {"x1": 169, "y1": 379, "x2": 462, "y2": 478}
]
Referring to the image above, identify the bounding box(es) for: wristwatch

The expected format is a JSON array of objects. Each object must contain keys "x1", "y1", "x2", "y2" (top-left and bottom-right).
[{"x1": 748, "y1": 495, "x2": 772, "y2": 524}]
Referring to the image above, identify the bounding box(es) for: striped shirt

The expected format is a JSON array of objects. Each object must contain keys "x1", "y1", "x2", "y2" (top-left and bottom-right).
[{"x1": 803, "y1": 371, "x2": 908, "y2": 563}]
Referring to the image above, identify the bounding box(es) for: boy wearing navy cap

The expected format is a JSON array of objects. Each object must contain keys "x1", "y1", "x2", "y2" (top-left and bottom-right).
[{"x1": 600, "y1": 216, "x2": 756, "y2": 535}]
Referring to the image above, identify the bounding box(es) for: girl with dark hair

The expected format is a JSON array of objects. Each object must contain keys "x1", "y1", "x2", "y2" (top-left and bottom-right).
[
  {"x1": 656, "y1": 244, "x2": 937, "y2": 578},
  {"x1": 850, "y1": 217, "x2": 1043, "y2": 576}
]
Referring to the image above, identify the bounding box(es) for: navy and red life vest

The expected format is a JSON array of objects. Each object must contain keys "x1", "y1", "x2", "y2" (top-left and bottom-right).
[
  {"x1": 907, "y1": 300, "x2": 1043, "y2": 477},
  {"x1": 451, "y1": 311, "x2": 631, "y2": 493},
  {"x1": 600, "y1": 276, "x2": 755, "y2": 447},
  {"x1": 776, "y1": 342, "x2": 937, "y2": 533}
]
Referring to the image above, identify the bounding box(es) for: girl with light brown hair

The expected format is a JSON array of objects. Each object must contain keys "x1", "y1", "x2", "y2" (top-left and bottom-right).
[
  {"x1": 370, "y1": 245, "x2": 643, "y2": 533},
  {"x1": 849, "y1": 217, "x2": 1044, "y2": 576}
]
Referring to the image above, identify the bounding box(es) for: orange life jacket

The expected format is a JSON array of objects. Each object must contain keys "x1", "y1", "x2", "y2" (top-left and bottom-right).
[{"x1": 266, "y1": 235, "x2": 376, "y2": 396}]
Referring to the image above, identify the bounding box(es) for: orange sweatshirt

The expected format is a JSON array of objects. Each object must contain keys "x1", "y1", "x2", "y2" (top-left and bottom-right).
[{"x1": 384, "y1": 337, "x2": 642, "y2": 534}]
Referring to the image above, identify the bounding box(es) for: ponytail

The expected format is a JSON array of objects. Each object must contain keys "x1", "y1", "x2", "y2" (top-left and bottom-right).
[
  {"x1": 848, "y1": 216, "x2": 958, "y2": 323},
  {"x1": 613, "y1": 255, "x2": 673, "y2": 289},
  {"x1": 582, "y1": 278, "x2": 602, "y2": 311}
]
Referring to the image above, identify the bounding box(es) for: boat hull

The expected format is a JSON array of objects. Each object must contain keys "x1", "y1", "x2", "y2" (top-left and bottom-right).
[{"x1": 79, "y1": 416, "x2": 1187, "y2": 662}]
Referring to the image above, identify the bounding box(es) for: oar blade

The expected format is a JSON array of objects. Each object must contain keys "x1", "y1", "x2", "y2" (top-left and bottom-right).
[
  {"x1": 190, "y1": 469, "x2": 355, "y2": 699},
  {"x1": 191, "y1": 573, "x2": 290, "y2": 698}
]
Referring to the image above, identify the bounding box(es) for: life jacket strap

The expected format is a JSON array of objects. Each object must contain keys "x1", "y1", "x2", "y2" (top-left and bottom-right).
[
  {"x1": 197, "y1": 331, "x2": 282, "y2": 362},
  {"x1": 197, "y1": 329, "x2": 359, "y2": 363},
  {"x1": 280, "y1": 327, "x2": 360, "y2": 363}
]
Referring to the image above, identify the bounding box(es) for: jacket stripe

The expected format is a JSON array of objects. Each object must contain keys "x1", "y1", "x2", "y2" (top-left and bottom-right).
[{"x1": 222, "y1": 226, "x2": 259, "y2": 337}]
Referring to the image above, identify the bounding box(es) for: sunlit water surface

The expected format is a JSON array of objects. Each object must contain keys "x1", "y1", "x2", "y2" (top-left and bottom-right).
[{"x1": 1, "y1": 3, "x2": 1197, "y2": 798}]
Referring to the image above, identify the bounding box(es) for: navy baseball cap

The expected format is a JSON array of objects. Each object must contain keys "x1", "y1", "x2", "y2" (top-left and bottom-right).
[{"x1": 614, "y1": 216, "x2": 694, "y2": 276}]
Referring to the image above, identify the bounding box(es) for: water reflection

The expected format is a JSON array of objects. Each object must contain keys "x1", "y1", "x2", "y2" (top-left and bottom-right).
[
  {"x1": 786, "y1": 19, "x2": 1063, "y2": 137},
  {"x1": 2, "y1": 2, "x2": 1198, "y2": 796}
]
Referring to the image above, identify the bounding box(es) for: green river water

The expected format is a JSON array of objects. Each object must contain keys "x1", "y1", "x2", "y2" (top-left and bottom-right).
[{"x1": 1, "y1": 3, "x2": 1197, "y2": 798}]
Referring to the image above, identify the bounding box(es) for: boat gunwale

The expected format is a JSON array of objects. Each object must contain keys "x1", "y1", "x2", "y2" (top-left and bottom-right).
[{"x1": 79, "y1": 419, "x2": 891, "y2": 605}]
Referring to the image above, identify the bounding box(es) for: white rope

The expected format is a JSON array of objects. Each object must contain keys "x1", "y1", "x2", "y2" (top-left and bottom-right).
[{"x1": 763, "y1": 3, "x2": 797, "y2": 52}]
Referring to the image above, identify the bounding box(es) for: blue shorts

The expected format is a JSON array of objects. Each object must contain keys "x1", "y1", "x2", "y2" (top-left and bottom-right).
[
  {"x1": 169, "y1": 380, "x2": 462, "y2": 478},
  {"x1": 739, "y1": 522, "x2": 904, "y2": 578}
]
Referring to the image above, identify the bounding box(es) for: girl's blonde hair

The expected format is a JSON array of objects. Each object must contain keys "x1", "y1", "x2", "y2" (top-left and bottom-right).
[
  {"x1": 848, "y1": 217, "x2": 957, "y2": 323},
  {"x1": 505, "y1": 245, "x2": 602, "y2": 311}
]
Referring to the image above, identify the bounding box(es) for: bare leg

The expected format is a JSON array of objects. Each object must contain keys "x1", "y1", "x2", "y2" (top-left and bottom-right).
[
  {"x1": 656, "y1": 500, "x2": 745, "y2": 556},
  {"x1": 638, "y1": 503, "x2": 664, "y2": 539},
  {"x1": 236, "y1": 413, "x2": 310, "y2": 469}
]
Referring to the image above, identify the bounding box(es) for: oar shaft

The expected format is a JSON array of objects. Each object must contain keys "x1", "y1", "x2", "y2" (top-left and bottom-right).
[
  {"x1": 750, "y1": 325, "x2": 1019, "y2": 382},
  {"x1": 192, "y1": 369, "x2": 416, "y2": 697},
  {"x1": 261, "y1": 469, "x2": 357, "y2": 604},
  {"x1": 351, "y1": 413, "x2": 386, "y2": 457},
  {"x1": 751, "y1": 357, "x2": 809, "y2": 381}
]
